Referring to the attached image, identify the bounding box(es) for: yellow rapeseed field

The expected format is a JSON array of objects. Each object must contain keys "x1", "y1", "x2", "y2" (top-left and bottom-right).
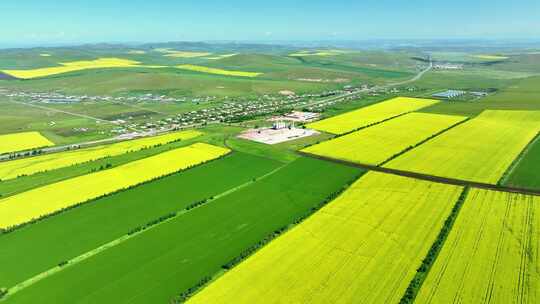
[
  {"x1": 474, "y1": 54, "x2": 509, "y2": 60},
  {"x1": 302, "y1": 113, "x2": 466, "y2": 165},
  {"x1": 187, "y1": 172, "x2": 462, "y2": 304},
  {"x1": 176, "y1": 64, "x2": 262, "y2": 77},
  {"x1": 385, "y1": 110, "x2": 540, "y2": 184},
  {"x1": 306, "y1": 97, "x2": 440, "y2": 134},
  {"x1": 0, "y1": 143, "x2": 229, "y2": 229},
  {"x1": 0, "y1": 131, "x2": 54, "y2": 155},
  {"x1": 2, "y1": 58, "x2": 141, "y2": 79},
  {"x1": 417, "y1": 189, "x2": 539, "y2": 304},
  {"x1": 0, "y1": 130, "x2": 202, "y2": 181}
]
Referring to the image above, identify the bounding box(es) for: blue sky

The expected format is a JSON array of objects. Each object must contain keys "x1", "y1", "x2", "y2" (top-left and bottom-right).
[{"x1": 1, "y1": 0, "x2": 539, "y2": 46}]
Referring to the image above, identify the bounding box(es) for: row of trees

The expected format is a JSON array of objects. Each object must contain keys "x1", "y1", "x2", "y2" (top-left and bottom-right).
[
  {"x1": 0, "y1": 153, "x2": 229, "y2": 236},
  {"x1": 400, "y1": 187, "x2": 470, "y2": 303},
  {"x1": 171, "y1": 173, "x2": 362, "y2": 303}
]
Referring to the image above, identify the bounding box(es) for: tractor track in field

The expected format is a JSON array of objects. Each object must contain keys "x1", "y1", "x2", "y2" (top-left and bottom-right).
[{"x1": 298, "y1": 151, "x2": 540, "y2": 196}]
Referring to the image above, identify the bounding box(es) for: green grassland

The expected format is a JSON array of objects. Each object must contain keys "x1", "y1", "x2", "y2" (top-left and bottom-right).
[
  {"x1": 0, "y1": 68, "x2": 337, "y2": 97},
  {"x1": 0, "y1": 47, "x2": 421, "y2": 98},
  {"x1": 0, "y1": 98, "x2": 115, "y2": 142},
  {"x1": 0, "y1": 152, "x2": 282, "y2": 289},
  {"x1": 2, "y1": 157, "x2": 362, "y2": 304}
]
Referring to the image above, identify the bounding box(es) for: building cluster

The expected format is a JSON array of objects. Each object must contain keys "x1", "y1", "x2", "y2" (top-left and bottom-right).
[
  {"x1": 0, "y1": 85, "x2": 371, "y2": 136},
  {"x1": 433, "y1": 63, "x2": 464, "y2": 70},
  {"x1": 0, "y1": 90, "x2": 211, "y2": 104},
  {"x1": 432, "y1": 89, "x2": 489, "y2": 100},
  {"x1": 123, "y1": 87, "x2": 365, "y2": 133}
]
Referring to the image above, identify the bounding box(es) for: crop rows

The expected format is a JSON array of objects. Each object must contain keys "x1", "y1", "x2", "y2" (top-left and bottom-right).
[
  {"x1": 416, "y1": 188, "x2": 540, "y2": 303},
  {"x1": 0, "y1": 152, "x2": 282, "y2": 289},
  {"x1": 0, "y1": 130, "x2": 201, "y2": 181},
  {"x1": 385, "y1": 110, "x2": 540, "y2": 184},
  {"x1": 1, "y1": 157, "x2": 360, "y2": 304},
  {"x1": 0, "y1": 143, "x2": 229, "y2": 229},
  {"x1": 306, "y1": 97, "x2": 440, "y2": 135},
  {"x1": 188, "y1": 172, "x2": 462, "y2": 304},
  {"x1": 303, "y1": 112, "x2": 466, "y2": 165}
]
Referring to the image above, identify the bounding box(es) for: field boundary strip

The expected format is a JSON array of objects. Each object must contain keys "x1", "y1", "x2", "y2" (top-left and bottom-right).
[
  {"x1": 0, "y1": 148, "x2": 226, "y2": 235},
  {"x1": 301, "y1": 113, "x2": 468, "y2": 167},
  {"x1": 321, "y1": 111, "x2": 411, "y2": 138},
  {"x1": 379, "y1": 117, "x2": 471, "y2": 166},
  {"x1": 0, "y1": 162, "x2": 290, "y2": 300},
  {"x1": 399, "y1": 187, "x2": 470, "y2": 303},
  {"x1": 185, "y1": 171, "x2": 461, "y2": 304},
  {"x1": 0, "y1": 143, "x2": 230, "y2": 231},
  {"x1": 383, "y1": 110, "x2": 540, "y2": 184},
  {"x1": 497, "y1": 131, "x2": 540, "y2": 186},
  {"x1": 306, "y1": 97, "x2": 440, "y2": 135},
  {"x1": 414, "y1": 188, "x2": 540, "y2": 302},
  {"x1": 0, "y1": 130, "x2": 202, "y2": 182},
  {"x1": 298, "y1": 151, "x2": 540, "y2": 196}
]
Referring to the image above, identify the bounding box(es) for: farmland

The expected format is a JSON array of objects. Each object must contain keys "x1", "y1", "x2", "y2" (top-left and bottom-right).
[
  {"x1": 302, "y1": 112, "x2": 467, "y2": 165},
  {"x1": 503, "y1": 135, "x2": 540, "y2": 189},
  {"x1": 0, "y1": 131, "x2": 54, "y2": 155},
  {"x1": 307, "y1": 97, "x2": 440, "y2": 135},
  {"x1": 385, "y1": 110, "x2": 540, "y2": 184},
  {"x1": 0, "y1": 143, "x2": 229, "y2": 229},
  {"x1": 1, "y1": 40, "x2": 540, "y2": 304},
  {"x1": 1, "y1": 157, "x2": 361, "y2": 304},
  {"x1": 0, "y1": 130, "x2": 202, "y2": 181},
  {"x1": 1, "y1": 58, "x2": 141, "y2": 79},
  {"x1": 188, "y1": 172, "x2": 462, "y2": 304},
  {"x1": 0, "y1": 152, "x2": 282, "y2": 289},
  {"x1": 176, "y1": 64, "x2": 262, "y2": 77},
  {"x1": 416, "y1": 189, "x2": 540, "y2": 303},
  {"x1": 0, "y1": 46, "x2": 419, "y2": 97}
]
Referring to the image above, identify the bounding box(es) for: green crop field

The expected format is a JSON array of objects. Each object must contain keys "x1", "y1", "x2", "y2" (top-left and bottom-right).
[
  {"x1": 1, "y1": 157, "x2": 361, "y2": 304},
  {"x1": 187, "y1": 172, "x2": 462, "y2": 304},
  {"x1": 0, "y1": 152, "x2": 282, "y2": 289},
  {"x1": 2, "y1": 39, "x2": 540, "y2": 304},
  {"x1": 503, "y1": 135, "x2": 540, "y2": 189}
]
